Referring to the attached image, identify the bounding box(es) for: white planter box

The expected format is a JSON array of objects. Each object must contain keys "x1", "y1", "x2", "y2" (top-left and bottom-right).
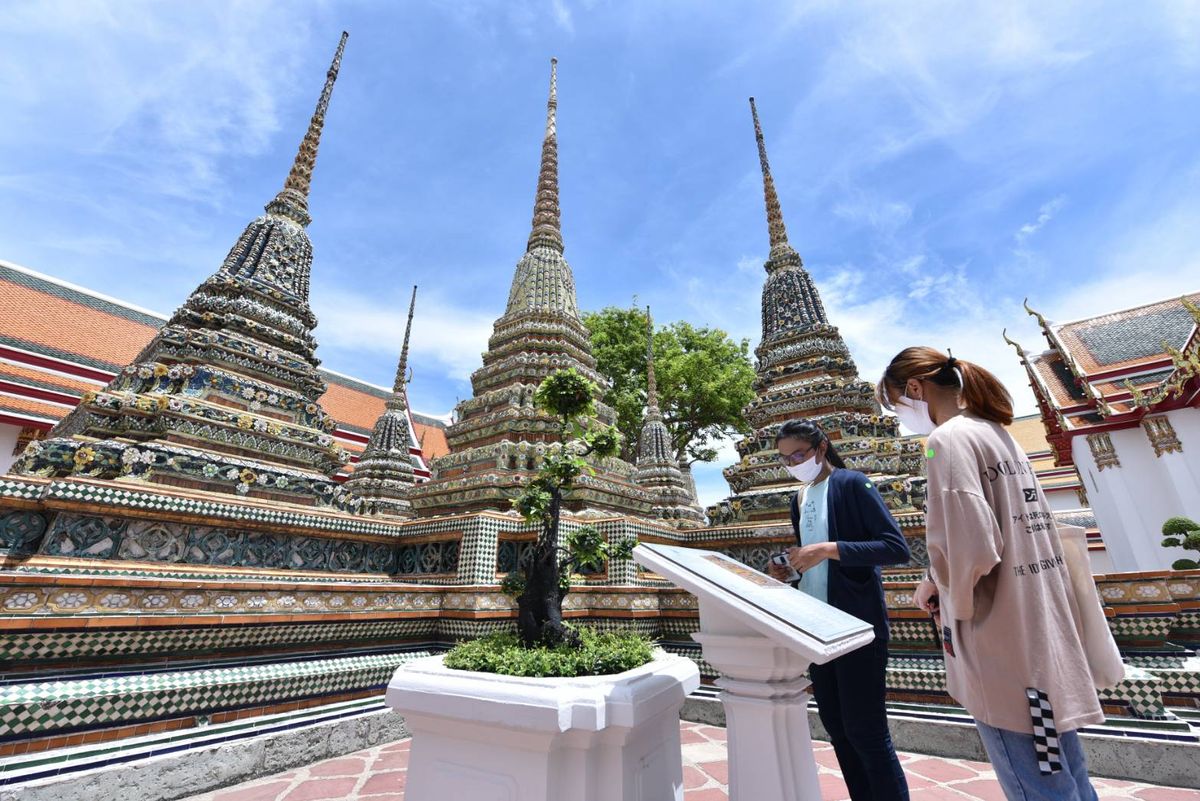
[{"x1": 385, "y1": 651, "x2": 701, "y2": 801}]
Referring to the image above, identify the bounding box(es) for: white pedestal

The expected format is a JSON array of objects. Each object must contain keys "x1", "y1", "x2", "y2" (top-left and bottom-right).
[
  {"x1": 631, "y1": 545, "x2": 876, "y2": 801},
  {"x1": 385, "y1": 652, "x2": 701, "y2": 801},
  {"x1": 693, "y1": 629, "x2": 821, "y2": 801}
]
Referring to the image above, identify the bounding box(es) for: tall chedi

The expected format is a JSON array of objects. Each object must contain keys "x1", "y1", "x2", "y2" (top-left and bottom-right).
[
  {"x1": 706, "y1": 98, "x2": 925, "y2": 525},
  {"x1": 409, "y1": 59, "x2": 651, "y2": 517},
  {"x1": 14, "y1": 33, "x2": 354, "y2": 507},
  {"x1": 340, "y1": 286, "x2": 421, "y2": 517},
  {"x1": 635, "y1": 309, "x2": 706, "y2": 527}
]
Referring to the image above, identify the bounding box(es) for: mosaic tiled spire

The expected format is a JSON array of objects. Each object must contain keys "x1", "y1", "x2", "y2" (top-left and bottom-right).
[
  {"x1": 15, "y1": 33, "x2": 354, "y2": 505},
  {"x1": 634, "y1": 309, "x2": 705, "y2": 527},
  {"x1": 506, "y1": 58, "x2": 577, "y2": 318},
  {"x1": 706, "y1": 98, "x2": 925, "y2": 526},
  {"x1": 411, "y1": 59, "x2": 651, "y2": 518},
  {"x1": 340, "y1": 286, "x2": 419, "y2": 517},
  {"x1": 269, "y1": 31, "x2": 348, "y2": 228},
  {"x1": 526, "y1": 58, "x2": 562, "y2": 254},
  {"x1": 749, "y1": 97, "x2": 828, "y2": 340}
]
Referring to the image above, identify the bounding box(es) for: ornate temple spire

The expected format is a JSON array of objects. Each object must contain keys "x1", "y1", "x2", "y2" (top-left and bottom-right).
[
  {"x1": 748, "y1": 97, "x2": 827, "y2": 336},
  {"x1": 339, "y1": 285, "x2": 419, "y2": 517},
  {"x1": 526, "y1": 58, "x2": 563, "y2": 254},
  {"x1": 390, "y1": 285, "x2": 418, "y2": 404},
  {"x1": 645, "y1": 307, "x2": 662, "y2": 422},
  {"x1": 266, "y1": 31, "x2": 348, "y2": 227},
  {"x1": 749, "y1": 97, "x2": 801, "y2": 271},
  {"x1": 635, "y1": 307, "x2": 705, "y2": 528}
]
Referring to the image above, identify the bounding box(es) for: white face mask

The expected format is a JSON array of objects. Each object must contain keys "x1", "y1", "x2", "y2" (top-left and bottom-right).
[
  {"x1": 894, "y1": 396, "x2": 937, "y2": 436},
  {"x1": 785, "y1": 454, "x2": 823, "y2": 483}
]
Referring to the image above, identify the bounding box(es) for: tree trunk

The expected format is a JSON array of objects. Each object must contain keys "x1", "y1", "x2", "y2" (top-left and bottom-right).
[{"x1": 515, "y1": 489, "x2": 577, "y2": 648}]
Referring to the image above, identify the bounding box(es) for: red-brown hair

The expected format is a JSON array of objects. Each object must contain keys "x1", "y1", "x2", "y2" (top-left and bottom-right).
[{"x1": 875, "y1": 346, "x2": 1014, "y2": 426}]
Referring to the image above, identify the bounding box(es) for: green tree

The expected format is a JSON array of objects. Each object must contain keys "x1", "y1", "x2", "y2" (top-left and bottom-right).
[
  {"x1": 507, "y1": 368, "x2": 635, "y2": 648},
  {"x1": 582, "y1": 305, "x2": 756, "y2": 470},
  {"x1": 1162, "y1": 516, "x2": 1200, "y2": 571}
]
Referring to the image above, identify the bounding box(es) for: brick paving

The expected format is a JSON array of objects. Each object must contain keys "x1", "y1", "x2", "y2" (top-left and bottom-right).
[{"x1": 182, "y1": 721, "x2": 1199, "y2": 801}]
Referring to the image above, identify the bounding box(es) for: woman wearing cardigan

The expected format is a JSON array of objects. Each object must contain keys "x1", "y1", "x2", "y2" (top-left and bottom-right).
[{"x1": 766, "y1": 419, "x2": 911, "y2": 801}]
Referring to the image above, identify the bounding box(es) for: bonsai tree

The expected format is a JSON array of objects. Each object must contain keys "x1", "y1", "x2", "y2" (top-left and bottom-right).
[
  {"x1": 1162, "y1": 516, "x2": 1200, "y2": 570},
  {"x1": 504, "y1": 367, "x2": 636, "y2": 648}
]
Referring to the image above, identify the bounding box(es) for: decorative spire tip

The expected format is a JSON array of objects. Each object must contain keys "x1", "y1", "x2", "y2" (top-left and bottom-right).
[{"x1": 268, "y1": 31, "x2": 349, "y2": 226}]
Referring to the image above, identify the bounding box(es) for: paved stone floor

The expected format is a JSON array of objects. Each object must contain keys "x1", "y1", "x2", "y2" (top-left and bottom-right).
[{"x1": 183, "y1": 721, "x2": 1200, "y2": 801}]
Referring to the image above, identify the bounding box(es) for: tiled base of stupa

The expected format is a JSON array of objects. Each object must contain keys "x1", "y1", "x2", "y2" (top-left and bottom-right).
[{"x1": 2, "y1": 476, "x2": 1199, "y2": 798}]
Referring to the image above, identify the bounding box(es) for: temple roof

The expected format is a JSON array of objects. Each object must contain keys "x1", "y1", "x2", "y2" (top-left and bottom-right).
[
  {"x1": 0, "y1": 260, "x2": 447, "y2": 474},
  {"x1": 1019, "y1": 291, "x2": 1200, "y2": 430}
]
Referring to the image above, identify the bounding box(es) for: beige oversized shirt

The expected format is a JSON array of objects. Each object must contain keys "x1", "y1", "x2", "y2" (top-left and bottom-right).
[{"x1": 925, "y1": 414, "x2": 1104, "y2": 734}]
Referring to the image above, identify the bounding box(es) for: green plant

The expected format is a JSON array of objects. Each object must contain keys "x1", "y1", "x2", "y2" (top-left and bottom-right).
[
  {"x1": 443, "y1": 626, "x2": 654, "y2": 678},
  {"x1": 583, "y1": 305, "x2": 755, "y2": 467},
  {"x1": 1161, "y1": 516, "x2": 1200, "y2": 570},
  {"x1": 508, "y1": 368, "x2": 636, "y2": 648}
]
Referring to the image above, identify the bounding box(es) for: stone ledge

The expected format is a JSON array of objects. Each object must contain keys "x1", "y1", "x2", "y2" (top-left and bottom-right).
[
  {"x1": 680, "y1": 694, "x2": 1200, "y2": 790},
  {"x1": 0, "y1": 707, "x2": 408, "y2": 801}
]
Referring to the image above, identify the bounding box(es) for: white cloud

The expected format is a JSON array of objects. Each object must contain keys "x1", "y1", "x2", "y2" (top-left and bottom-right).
[
  {"x1": 1015, "y1": 195, "x2": 1066, "y2": 244},
  {"x1": 550, "y1": 0, "x2": 575, "y2": 33},
  {"x1": 0, "y1": 0, "x2": 313, "y2": 200},
  {"x1": 313, "y1": 286, "x2": 495, "y2": 383},
  {"x1": 832, "y1": 194, "x2": 913, "y2": 234}
]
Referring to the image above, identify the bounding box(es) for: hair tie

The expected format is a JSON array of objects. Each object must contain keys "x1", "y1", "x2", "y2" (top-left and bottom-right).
[{"x1": 944, "y1": 350, "x2": 963, "y2": 387}]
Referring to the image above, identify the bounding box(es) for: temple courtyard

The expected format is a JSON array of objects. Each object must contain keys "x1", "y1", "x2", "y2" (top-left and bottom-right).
[{"x1": 181, "y1": 722, "x2": 1197, "y2": 801}]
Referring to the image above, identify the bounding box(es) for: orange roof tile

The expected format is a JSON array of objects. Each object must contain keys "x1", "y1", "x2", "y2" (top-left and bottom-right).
[
  {"x1": 0, "y1": 262, "x2": 447, "y2": 457},
  {"x1": 0, "y1": 275, "x2": 157, "y2": 369}
]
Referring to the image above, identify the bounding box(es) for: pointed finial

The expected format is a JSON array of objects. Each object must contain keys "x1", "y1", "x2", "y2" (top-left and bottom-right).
[
  {"x1": 267, "y1": 31, "x2": 349, "y2": 227},
  {"x1": 527, "y1": 58, "x2": 564, "y2": 253},
  {"x1": 749, "y1": 97, "x2": 796, "y2": 264},
  {"x1": 645, "y1": 307, "x2": 658, "y2": 411},
  {"x1": 1002, "y1": 328, "x2": 1027, "y2": 359},
  {"x1": 1023, "y1": 297, "x2": 1050, "y2": 331},
  {"x1": 390, "y1": 286, "x2": 418, "y2": 402}
]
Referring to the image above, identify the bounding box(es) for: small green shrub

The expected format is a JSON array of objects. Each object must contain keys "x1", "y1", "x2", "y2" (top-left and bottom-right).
[
  {"x1": 1162, "y1": 516, "x2": 1199, "y2": 538},
  {"x1": 1162, "y1": 517, "x2": 1200, "y2": 571},
  {"x1": 443, "y1": 627, "x2": 654, "y2": 678}
]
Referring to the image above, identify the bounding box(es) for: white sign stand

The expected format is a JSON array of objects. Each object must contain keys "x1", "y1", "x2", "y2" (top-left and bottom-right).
[{"x1": 634, "y1": 543, "x2": 875, "y2": 801}]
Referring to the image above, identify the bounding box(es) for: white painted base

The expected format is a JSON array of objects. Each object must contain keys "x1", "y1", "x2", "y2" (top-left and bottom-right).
[
  {"x1": 693, "y1": 631, "x2": 822, "y2": 801},
  {"x1": 385, "y1": 651, "x2": 701, "y2": 801}
]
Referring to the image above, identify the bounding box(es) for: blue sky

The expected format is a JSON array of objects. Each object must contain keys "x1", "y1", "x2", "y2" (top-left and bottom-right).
[{"x1": 2, "y1": 1, "x2": 1199, "y2": 508}]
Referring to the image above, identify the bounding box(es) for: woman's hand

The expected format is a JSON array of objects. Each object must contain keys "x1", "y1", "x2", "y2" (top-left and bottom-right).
[
  {"x1": 914, "y1": 577, "x2": 939, "y2": 613},
  {"x1": 786, "y1": 542, "x2": 838, "y2": 572},
  {"x1": 766, "y1": 560, "x2": 791, "y2": 582}
]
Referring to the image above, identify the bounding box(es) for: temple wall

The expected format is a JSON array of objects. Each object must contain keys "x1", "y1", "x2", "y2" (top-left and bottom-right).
[{"x1": 1075, "y1": 410, "x2": 1199, "y2": 573}]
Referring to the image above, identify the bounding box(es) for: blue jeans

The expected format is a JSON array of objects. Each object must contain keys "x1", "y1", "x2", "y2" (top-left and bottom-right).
[{"x1": 976, "y1": 721, "x2": 1098, "y2": 801}]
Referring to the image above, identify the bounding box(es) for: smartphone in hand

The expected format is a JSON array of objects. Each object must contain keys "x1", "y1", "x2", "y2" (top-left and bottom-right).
[{"x1": 770, "y1": 552, "x2": 801, "y2": 583}]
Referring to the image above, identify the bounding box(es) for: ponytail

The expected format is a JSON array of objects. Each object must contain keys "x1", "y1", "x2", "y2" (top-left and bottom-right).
[
  {"x1": 775, "y1": 419, "x2": 849, "y2": 469},
  {"x1": 876, "y1": 346, "x2": 1014, "y2": 426}
]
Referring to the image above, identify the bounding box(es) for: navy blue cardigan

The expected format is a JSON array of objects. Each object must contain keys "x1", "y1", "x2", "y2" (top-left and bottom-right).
[{"x1": 789, "y1": 468, "x2": 911, "y2": 643}]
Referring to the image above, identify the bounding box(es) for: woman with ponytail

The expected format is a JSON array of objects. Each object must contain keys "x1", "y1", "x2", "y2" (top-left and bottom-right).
[
  {"x1": 877, "y1": 347, "x2": 1104, "y2": 801},
  {"x1": 766, "y1": 419, "x2": 911, "y2": 801}
]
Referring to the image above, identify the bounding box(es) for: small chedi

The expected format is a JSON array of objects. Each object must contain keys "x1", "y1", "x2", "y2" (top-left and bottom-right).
[
  {"x1": 633, "y1": 309, "x2": 707, "y2": 527},
  {"x1": 706, "y1": 98, "x2": 926, "y2": 527},
  {"x1": 338, "y1": 286, "x2": 422, "y2": 517}
]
